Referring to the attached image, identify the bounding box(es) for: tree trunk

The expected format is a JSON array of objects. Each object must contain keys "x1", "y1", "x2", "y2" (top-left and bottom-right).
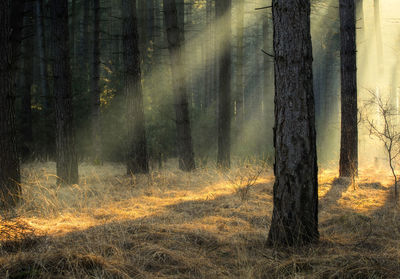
[
  {"x1": 374, "y1": 0, "x2": 383, "y2": 76},
  {"x1": 262, "y1": 8, "x2": 274, "y2": 118},
  {"x1": 50, "y1": 0, "x2": 79, "y2": 184},
  {"x1": 267, "y1": 0, "x2": 319, "y2": 246},
  {"x1": 339, "y1": 0, "x2": 358, "y2": 178},
  {"x1": 122, "y1": 0, "x2": 149, "y2": 174},
  {"x1": 91, "y1": 0, "x2": 102, "y2": 163},
  {"x1": 216, "y1": 0, "x2": 232, "y2": 169},
  {"x1": 20, "y1": 1, "x2": 34, "y2": 161},
  {"x1": 355, "y1": 0, "x2": 365, "y2": 42},
  {"x1": 0, "y1": 0, "x2": 21, "y2": 208},
  {"x1": 79, "y1": 0, "x2": 90, "y2": 93},
  {"x1": 235, "y1": 0, "x2": 244, "y2": 125},
  {"x1": 164, "y1": 0, "x2": 196, "y2": 171},
  {"x1": 69, "y1": 0, "x2": 77, "y2": 62},
  {"x1": 35, "y1": 0, "x2": 53, "y2": 160}
]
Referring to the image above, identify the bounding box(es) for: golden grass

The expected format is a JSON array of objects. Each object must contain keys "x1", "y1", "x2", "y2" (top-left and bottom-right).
[{"x1": 1, "y1": 161, "x2": 400, "y2": 278}]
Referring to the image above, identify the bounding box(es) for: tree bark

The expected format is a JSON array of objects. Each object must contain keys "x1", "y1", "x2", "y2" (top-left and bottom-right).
[
  {"x1": 164, "y1": 0, "x2": 196, "y2": 171},
  {"x1": 50, "y1": 0, "x2": 79, "y2": 184},
  {"x1": 216, "y1": 0, "x2": 232, "y2": 169},
  {"x1": 339, "y1": 0, "x2": 358, "y2": 178},
  {"x1": 267, "y1": 0, "x2": 319, "y2": 246},
  {"x1": 91, "y1": 0, "x2": 102, "y2": 163},
  {"x1": 0, "y1": 0, "x2": 21, "y2": 208},
  {"x1": 122, "y1": 0, "x2": 149, "y2": 174}
]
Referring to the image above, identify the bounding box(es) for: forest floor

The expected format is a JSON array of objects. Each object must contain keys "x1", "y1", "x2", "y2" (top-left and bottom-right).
[{"x1": 1, "y1": 160, "x2": 400, "y2": 278}]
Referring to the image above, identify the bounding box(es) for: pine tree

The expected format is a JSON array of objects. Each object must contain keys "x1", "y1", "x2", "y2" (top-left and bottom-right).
[{"x1": 267, "y1": 0, "x2": 319, "y2": 246}]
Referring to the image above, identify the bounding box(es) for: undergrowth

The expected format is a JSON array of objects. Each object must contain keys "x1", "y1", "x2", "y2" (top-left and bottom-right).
[{"x1": 0, "y1": 161, "x2": 399, "y2": 278}]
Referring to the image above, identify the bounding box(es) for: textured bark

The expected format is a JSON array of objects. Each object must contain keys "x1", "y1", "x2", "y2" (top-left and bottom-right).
[
  {"x1": 21, "y1": 1, "x2": 34, "y2": 161},
  {"x1": 339, "y1": 0, "x2": 358, "y2": 178},
  {"x1": 0, "y1": 0, "x2": 21, "y2": 208},
  {"x1": 91, "y1": 0, "x2": 102, "y2": 163},
  {"x1": 267, "y1": 0, "x2": 319, "y2": 246},
  {"x1": 50, "y1": 0, "x2": 79, "y2": 184},
  {"x1": 216, "y1": 0, "x2": 232, "y2": 169},
  {"x1": 122, "y1": 0, "x2": 149, "y2": 174},
  {"x1": 164, "y1": 0, "x2": 196, "y2": 171}
]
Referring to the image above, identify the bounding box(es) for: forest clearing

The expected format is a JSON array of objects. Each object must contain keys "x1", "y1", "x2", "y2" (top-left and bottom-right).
[{"x1": 1, "y1": 161, "x2": 399, "y2": 278}]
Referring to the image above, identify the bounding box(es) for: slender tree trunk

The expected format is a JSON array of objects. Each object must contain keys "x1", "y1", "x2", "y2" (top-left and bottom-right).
[
  {"x1": 267, "y1": 0, "x2": 319, "y2": 246},
  {"x1": 339, "y1": 0, "x2": 358, "y2": 178},
  {"x1": 122, "y1": 0, "x2": 149, "y2": 174},
  {"x1": 36, "y1": 0, "x2": 53, "y2": 160},
  {"x1": 10, "y1": 0, "x2": 25, "y2": 72},
  {"x1": 21, "y1": 1, "x2": 34, "y2": 161},
  {"x1": 216, "y1": 0, "x2": 232, "y2": 169},
  {"x1": 355, "y1": 0, "x2": 365, "y2": 42},
  {"x1": 235, "y1": 0, "x2": 244, "y2": 124},
  {"x1": 79, "y1": 0, "x2": 90, "y2": 93},
  {"x1": 70, "y1": 0, "x2": 77, "y2": 62},
  {"x1": 91, "y1": 0, "x2": 102, "y2": 163},
  {"x1": 164, "y1": 0, "x2": 196, "y2": 171},
  {"x1": 262, "y1": 8, "x2": 273, "y2": 118},
  {"x1": 374, "y1": 0, "x2": 383, "y2": 75},
  {"x1": 0, "y1": 0, "x2": 21, "y2": 208},
  {"x1": 50, "y1": 0, "x2": 79, "y2": 184}
]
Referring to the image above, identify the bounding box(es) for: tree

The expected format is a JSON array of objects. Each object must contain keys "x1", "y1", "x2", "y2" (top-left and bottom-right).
[
  {"x1": 0, "y1": 0, "x2": 21, "y2": 207},
  {"x1": 35, "y1": 0, "x2": 53, "y2": 159},
  {"x1": 163, "y1": 0, "x2": 196, "y2": 171},
  {"x1": 235, "y1": 0, "x2": 244, "y2": 125},
  {"x1": 374, "y1": 0, "x2": 383, "y2": 75},
  {"x1": 364, "y1": 93, "x2": 399, "y2": 202},
  {"x1": 216, "y1": 0, "x2": 232, "y2": 169},
  {"x1": 122, "y1": 0, "x2": 149, "y2": 174},
  {"x1": 339, "y1": 0, "x2": 358, "y2": 178},
  {"x1": 20, "y1": 0, "x2": 34, "y2": 161},
  {"x1": 267, "y1": 0, "x2": 319, "y2": 246},
  {"x1": 50, "y1": 0, "x2": 79, "y2": 184},
  {"x1": 91, "y1": 0, "x2": 102, "y2": 163}
]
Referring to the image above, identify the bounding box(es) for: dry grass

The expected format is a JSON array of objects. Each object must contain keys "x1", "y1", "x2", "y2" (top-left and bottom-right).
[{"x1": 1, "y1": 160, "x2": 400, "y2": 278}]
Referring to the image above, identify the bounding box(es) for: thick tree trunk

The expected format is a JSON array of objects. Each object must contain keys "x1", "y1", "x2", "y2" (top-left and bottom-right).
[
  {"x1": 339, "y1": 0, "x2": 358, "y2": 178},
  {"x1": 122, "y1": 0, "x2": 149, "y2": 174},
  {"x1": 164, "y1": 0, "x2": 196, "y2": 171},
  {"x1": 91, "y1": 0, "x2": 102, "y2": 163},
  {"x1": 50, "y1": 0, "x2": 79, "y2": 184},
  {"x1": 0, "y1": 0, "x2": 21, "y2": 208},
  {"x1": 267, "y1": 0, "x2": 319, "y2": 246},
  {"x1": 216, "y1": 0, "x2": 232, "y2": 169}
]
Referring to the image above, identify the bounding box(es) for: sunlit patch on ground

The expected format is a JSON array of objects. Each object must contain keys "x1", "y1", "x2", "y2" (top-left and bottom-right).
[{"x1": 1, "y1": 162, "x2": 400, "y2": 278}]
